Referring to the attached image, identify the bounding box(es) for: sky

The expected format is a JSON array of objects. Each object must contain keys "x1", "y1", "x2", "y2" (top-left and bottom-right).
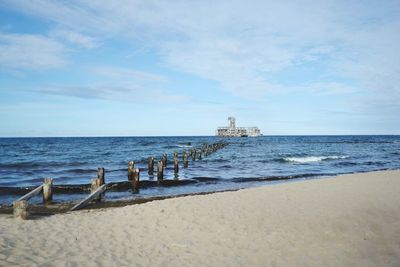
[{"x1": 0, "y1": 0, "x2": 399, "y2": 136}]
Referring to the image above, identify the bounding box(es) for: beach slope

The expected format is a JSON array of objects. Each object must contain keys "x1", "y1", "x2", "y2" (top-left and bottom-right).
[{"x1": 1, "y1": 170, "x2": 400, "y2": 266}]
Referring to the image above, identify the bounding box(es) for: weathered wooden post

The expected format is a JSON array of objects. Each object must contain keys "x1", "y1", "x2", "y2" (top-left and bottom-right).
[
  {"x1": 162, "y1": 153, "x2": 167, "y2": 168},
  {"x1": 91, "y1": 178, "x2": 100, "y2": 192},
  {"x1": 198, "y1": 150, "x2": 202, "y2": 160},
  {"x1": 91, "y1": 177, "x2": 102, "y2": 202},
  {"x1": 96, "y1": 168, "x2": 106, "y2": 201},
  {"x1": 183, "y1": 151, "x2": 189, "y2": 168},
  {"x1": 148, "y1": 157, "x2": 154, "y2": 175},
  {"x1": 191, "y1": 148, "x2": 196, "y2": 161},
  {"x1": 132, "y1": 168, "x2": 140, "y2": 192},
  {"x1": 174, "y1": 150, "x2": 179, "y2": 163},
  {"x1": 97, "y1": 167, "x2": 105, "y2": 185},
  {"x1": 174, "y1": 157, "x2": 179, "y2": 174},
  {"x1": 128, "y1": 161, "x2": 135, "y2": 181},
  {"x1": 157, "y1": 160, "x2": 164, "y2": 181},
  {"x1": 13, "y1": 200, "x2": 29, "y2": 219},
  {"x1": 43, "y1": 178, "x2": 53, "y2": 204}
]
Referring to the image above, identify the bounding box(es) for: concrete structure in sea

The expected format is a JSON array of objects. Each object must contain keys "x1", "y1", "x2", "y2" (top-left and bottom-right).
[{"x1": 216, "y1": 117, "x2": 262, "y2": 137}]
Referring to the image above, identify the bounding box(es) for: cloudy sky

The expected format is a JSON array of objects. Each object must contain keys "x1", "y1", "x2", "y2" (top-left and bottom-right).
[{"x1": 0, "y1": 0, "x2": 399, "y2": 136}]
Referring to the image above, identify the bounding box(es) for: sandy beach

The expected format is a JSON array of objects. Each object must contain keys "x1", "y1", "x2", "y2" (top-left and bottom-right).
[{"x1": 1, "y1": 170, "x2": 399, "y2": 266}]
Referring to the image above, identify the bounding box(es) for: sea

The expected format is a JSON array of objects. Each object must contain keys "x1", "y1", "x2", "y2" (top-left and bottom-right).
[{"x1": 1, "y1": 135, "x2": 399, "y2": 205}]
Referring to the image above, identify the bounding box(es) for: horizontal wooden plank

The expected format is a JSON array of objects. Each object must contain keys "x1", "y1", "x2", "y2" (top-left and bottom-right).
[
  {"x1": 70, "y1": 184, "x2": 107, "y2": 211},
  {"x1": 16, "y1": 185, "x2": 43, "y2": 202}
]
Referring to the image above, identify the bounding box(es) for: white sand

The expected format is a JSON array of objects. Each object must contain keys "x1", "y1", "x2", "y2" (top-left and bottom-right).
[{"x1": 1, "y1": 170, "x2": 400, "y2": 266}]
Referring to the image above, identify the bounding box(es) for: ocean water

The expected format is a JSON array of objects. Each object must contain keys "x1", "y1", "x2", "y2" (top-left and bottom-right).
[{"x1": 1, "y1": 135, "x2": 399, "y2": 204}]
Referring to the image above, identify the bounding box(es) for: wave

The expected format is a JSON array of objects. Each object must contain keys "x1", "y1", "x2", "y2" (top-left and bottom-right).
[
  {"x1": 283, "y1": 155, "x2": 348, "y2": 163},
  {"x1": 177, "y1": 144, "x2": 192, "y2": 148},
  {"x1": 334, "y1": 161, "x2": 358, "y2": 167},
  {"x1": 65, "y1": 168, "x2": 96, "y2": 174},
  {"x1": 0, "y1": 173, "x2": 329, "y2": 197},
  {"x1": 0, "y1": 161, "x2": 87, "y2": 169},
  {"x1": 302, "y1": 141, "x2": 393, "y2": 144},
  {"x1": 163, "y1": 145, "x2": 179, "y2": 149}
]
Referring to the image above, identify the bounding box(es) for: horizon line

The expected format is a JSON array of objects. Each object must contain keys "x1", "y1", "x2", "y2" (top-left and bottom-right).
[{"x1": 0, "y1": 134, "x2": 399, "y2": 138}]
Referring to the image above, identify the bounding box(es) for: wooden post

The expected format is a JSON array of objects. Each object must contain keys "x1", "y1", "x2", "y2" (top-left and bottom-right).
[
  {"x1": 42, "y1": 178, "x2": 53, "y2": 204},
  {"x1": 174, "y1": 157, "x2": 179, "y2": 174},
  {"x1": 91, "y1": 178, "x2": 102, "y2": 202},
  {"x1": 97, "y1": 167, "x2": 105, "y2": 185},
  {"x1": 132, "y1": 168, "x2": 140, "y2": 192},
  {"x1": 13, "y1": 200, "x2": 29, "y2": 219},
  {"x1": 162, "y1": 153, "x2": 167, "y2": 168},
  {"x1": 148, "y1": 157, "x2": 154, "y2": 175},
  {"x1": 157, "y1": 160, "x2": 164, "y2": 181},
  {"x1": 191, "y1": 148, "x2": 196, "y2": 161},
  {"x1": 183, "y1": 151, "x2": 188, "y2": 168},
  {"x1": 174, "y1": 151, "x2": 178, "y2": 159},
  {"x1": 204, "y1": 144, "x2": 208, "y2": 156},
  {"x1": 128, "y1": 161, "x2": 135, "y2": 181},
  {"x1": 198, "y1": 150, "x2": 202, "y2": 160}
]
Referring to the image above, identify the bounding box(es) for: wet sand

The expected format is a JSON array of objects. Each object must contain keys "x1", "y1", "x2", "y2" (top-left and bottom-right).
[{"x1": 1, "y1": 170, "x2": 399, "y2": 266}]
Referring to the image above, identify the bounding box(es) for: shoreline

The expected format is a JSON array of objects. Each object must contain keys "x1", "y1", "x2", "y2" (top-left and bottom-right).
[
  {"x1": 2, "y1": 169, "x2": 398, "y2": 214},
  {"x1": 1, "y1": 170, "x2": 400, "y2": 266},
  {"x1": 0, "y1": 169, "x2": 400, "y2": 218}
]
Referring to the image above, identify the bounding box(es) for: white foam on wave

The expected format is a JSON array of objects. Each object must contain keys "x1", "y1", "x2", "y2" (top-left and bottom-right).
[
  {"x1": 177, "y1": 144, "x2": 192, "y2": 148},
  {"x1": 284, "y1": 155, "x2": 348, "y2": 163}
]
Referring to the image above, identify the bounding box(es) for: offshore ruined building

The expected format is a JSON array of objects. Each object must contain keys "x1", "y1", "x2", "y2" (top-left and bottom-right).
[{"x1": 216, "y1": 117, "x2": 262, "y2": 137}]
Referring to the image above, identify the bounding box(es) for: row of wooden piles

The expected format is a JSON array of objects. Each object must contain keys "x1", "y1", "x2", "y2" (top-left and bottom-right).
[
  {"x1": 12, "y1": 142, "x2": 228, "y2": 219},
  {"x1": 127, "y1": 142, "x2": 228, "y2": 192}
]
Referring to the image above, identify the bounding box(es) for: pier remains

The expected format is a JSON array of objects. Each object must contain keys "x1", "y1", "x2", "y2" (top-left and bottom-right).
[{"x1": 216, "y1": 117, "x2": 262, "y2": 137}]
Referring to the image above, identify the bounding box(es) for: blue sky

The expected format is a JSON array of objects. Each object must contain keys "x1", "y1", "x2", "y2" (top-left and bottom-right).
[{"x1": 0, "y1": 0, "x2": 399, "y2": 136}]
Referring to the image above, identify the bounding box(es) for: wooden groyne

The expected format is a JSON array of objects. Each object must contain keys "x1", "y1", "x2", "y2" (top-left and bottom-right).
[
  {"x1": 13, "y1": 178, "x2": 53, "y2": 219},
  {"x1": 8, "y1": 141, "x2": 229, "y2": 219}
]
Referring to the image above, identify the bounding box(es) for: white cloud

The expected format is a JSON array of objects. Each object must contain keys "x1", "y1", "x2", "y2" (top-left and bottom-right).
[
  {"x1": 2, "y1": 0, "x2": 400, "y2": 103},
  {"x1": 31, "y1": 65, "x2": 182, "y2": 103},
  {"x1": 0, "y1": 32, "x2": 67, "y2": 70},
  {"x1": 90, "y1": 66, "x2": 167, "y2": 82},
  {"x1": 50, "y1": 29, "x2": 98, "y2": 49},
  {"x1": 33, "y1": 84, "x2": 189, "y2": 103}
]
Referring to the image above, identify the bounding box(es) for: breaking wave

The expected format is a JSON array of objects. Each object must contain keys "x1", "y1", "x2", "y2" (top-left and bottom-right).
[
  {"x1": 283, "y1": 156, "x2": 349, "y2": 163},
  {"x1": 177, "y1": 144, "x2": 192, "y2": 148}
]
